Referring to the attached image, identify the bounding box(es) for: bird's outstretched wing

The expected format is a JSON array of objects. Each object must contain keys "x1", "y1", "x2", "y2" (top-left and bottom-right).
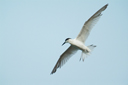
[
  {"x1": 76, "y1": 4, "x2": 108, "y2": 43},
  {"x1": 51, "y1": 45, "x2": 78, "y2": 74}
]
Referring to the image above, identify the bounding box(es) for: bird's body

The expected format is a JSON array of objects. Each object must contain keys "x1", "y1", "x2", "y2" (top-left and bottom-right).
[
  {"x1": 51, "y1": 4, "x2": 108, "y2": 74},
  {"x1": 67, "y1": 39, "x2": 91, "y2": 53}
]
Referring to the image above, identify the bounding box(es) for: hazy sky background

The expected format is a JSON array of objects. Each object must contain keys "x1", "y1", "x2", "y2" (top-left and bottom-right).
[{"x1": 0, "y1": 0, "x2": 128, "y2": 85}]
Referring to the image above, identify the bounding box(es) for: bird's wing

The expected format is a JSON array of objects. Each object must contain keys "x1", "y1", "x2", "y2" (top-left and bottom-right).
[
  {"x1": 76, "y1": 4, "x2": 108, "y2": 43},
  {"x1": 51, "y1": 45, "x2": 78, "y2": 74}
]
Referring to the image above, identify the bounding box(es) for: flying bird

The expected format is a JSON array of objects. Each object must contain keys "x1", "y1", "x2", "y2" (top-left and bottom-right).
[{"x1": 51, "y1": 4, "x2": 108, "y2": 74}]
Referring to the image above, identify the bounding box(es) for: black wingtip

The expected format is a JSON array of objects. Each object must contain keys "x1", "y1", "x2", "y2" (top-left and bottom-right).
[
  {"x1": 105, "y1": 3, "x2": 109, "y2": 8},
  {"x1": 50, "y1": 72, "x2": 54, "y2": 75},
  {"x1": 50, "y1": 69, "x2": 56, "y2": 75},
  {"x1": 106, "y1": 3, "x2": 109, "y2": 6},
  {"x1": 50, "y1": 71, "x2": 53, "y2": 75}
]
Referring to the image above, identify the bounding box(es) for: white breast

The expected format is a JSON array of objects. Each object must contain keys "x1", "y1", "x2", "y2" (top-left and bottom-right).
[{"x1": 68, "y1": 39, "x2": 90, "y2": 52}]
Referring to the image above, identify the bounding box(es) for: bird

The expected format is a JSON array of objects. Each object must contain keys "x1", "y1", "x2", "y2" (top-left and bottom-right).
[{"x1": 51, "y1": 4, "x2": 108, "y2": 74}]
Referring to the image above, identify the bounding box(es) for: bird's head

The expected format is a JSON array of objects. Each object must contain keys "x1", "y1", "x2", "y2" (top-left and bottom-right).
[{"x1": 62, "y1": 38, "x2": 71, "y2": 46}]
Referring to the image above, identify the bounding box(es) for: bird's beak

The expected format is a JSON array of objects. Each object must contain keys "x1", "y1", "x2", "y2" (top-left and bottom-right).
[{"x1": 62, "y1": 42, "x2": 66, "y2": 46}]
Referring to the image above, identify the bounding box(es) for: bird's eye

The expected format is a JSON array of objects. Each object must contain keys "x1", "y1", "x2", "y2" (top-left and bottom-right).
[{"x1": 65, "y1": 38, "x2": 71, "y2": 41}]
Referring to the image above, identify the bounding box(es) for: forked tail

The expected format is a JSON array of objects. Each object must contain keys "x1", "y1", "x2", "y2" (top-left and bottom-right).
[{"x1": 79, "y1": 44, "x2": 96, "y2": 61}]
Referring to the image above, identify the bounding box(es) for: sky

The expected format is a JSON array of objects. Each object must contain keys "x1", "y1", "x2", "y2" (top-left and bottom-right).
[{"x1": 0, "y1": 0, "x2": 128, "y2": 85}]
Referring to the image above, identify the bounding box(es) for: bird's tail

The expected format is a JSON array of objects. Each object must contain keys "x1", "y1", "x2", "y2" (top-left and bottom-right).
[
  {"x1": 87, "y1": 44, "x2": 96, "y2": 51},
  {"x1": 79, "y1": 44, "x2": 96, "y2": 61},
  {"x1": 79, "y1": 51, "x2": 87, "y2": 61}
]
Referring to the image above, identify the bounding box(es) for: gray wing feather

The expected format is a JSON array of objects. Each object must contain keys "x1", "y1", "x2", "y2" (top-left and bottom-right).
[
  {"x1": 76, "y1": 4, "x2": 108, "y2": 43},
  {"x1": 51, "y1": 45, "x2": 78, "y2": 74}
]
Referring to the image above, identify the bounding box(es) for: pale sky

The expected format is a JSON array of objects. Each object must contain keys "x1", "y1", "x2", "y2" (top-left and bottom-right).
[{"x1": 0, "y1": 0, "x2": 128, "y2": 85}]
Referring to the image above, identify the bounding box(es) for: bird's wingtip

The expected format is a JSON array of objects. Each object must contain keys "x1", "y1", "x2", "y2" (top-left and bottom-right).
[
  {"x1": 104, "y1": 4, "x2": 108, "y2": 8},
  {"x1": 106, "y1": 3, "x2": 109, "y2": 6},
  {"x1": 105, "y1": 3, "x2": 109, "y2": 8},
  {"x1": 50, "y1": 72, "x2": 54, "y2": 75},
  {"x1": 50, "y1": 71, "x2": 54, "y2": 75},
  {"x1": 50, "y1": 69, "x2": 56, "y2": 75}
]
